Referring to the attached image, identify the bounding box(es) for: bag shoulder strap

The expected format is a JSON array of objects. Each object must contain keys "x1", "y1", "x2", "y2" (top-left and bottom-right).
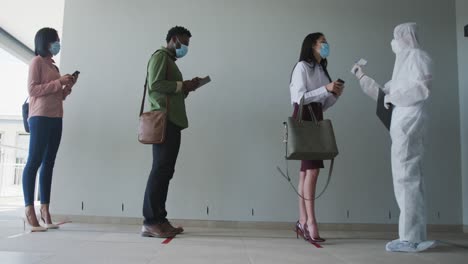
[
  {"x1": 276, "y1": 120, "x2": 334, "y2": 200},
  {"x1": 277, "y1": 158, "x2": 334, "y2": 201},
  {"x1": 140, "y1": 50, "x2": 170, "y2": 116},
  {"x1": 297, "y1": 97, "x2": 318, "y2": 124}
]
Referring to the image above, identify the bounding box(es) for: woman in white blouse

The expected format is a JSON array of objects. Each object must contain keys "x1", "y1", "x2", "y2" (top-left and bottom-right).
[{"x1": 290, "y1": 32, "x2": 344, "y2": 243}]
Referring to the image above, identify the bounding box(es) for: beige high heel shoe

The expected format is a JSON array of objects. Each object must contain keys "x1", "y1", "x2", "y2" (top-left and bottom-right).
[
  {"x1": 40, "y1": 215, "x2": 59, "y2": 229},
  {"x1": 24, "y1": 207, "x2": 47, "y2": 232},
  {"x1": 40, "y1": 206, "x2": 59, "y2": 230}
]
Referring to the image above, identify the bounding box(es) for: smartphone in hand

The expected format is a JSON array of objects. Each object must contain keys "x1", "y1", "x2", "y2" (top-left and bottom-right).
[{"x1": 197, "y1": 76, "x2": 211, "y2": 88}]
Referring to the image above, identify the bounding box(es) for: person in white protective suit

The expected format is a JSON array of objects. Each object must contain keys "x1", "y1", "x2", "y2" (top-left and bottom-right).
[{"x1": 350, "y1": 23, "x2": 436, "y2": 253}]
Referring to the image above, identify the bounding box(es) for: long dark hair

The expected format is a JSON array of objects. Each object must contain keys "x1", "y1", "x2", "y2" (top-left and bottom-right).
[
  {"x1": 34, "y1": 28, "x2": 59, "y2": 57},
  {"x1": 293, "y1": 32, "x2": 332, "y2": 82}
]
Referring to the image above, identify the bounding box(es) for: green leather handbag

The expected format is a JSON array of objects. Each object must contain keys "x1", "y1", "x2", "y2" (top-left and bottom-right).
[
  {"x1": 285, "y1": 99, "x2": 339, "y2": 160},
  {"x1": 277, "y1": 98, "x2": 339, "y2": 200}
]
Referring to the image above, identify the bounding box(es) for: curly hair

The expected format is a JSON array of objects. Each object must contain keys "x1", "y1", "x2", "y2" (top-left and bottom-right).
[{"x1": 166, "y1": 26, "x2": 192, "y2": 43}]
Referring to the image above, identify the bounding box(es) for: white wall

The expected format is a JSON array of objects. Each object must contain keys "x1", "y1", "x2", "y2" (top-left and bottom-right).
[
  {"x1": 53, "y1": 0, "x2": 462, "y2": 225},
  {"x1": 456, "y1": 0, "x2": 468, "y2": 227}
]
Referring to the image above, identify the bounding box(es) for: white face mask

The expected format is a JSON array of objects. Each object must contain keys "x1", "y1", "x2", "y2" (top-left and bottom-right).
[{"x1": 391, "y1": 39, "x2": 402, "y2": 54}]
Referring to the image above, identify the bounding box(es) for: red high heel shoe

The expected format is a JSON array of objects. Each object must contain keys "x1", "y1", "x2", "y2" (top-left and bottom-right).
[
  {"x1": 304, "y1": 223, "x2": 325, "y2": 243},
  {"x1": 296, "y1": 221, "x2": 310, "y2": 241}
]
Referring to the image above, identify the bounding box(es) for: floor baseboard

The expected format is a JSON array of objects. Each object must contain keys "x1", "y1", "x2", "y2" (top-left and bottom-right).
[{"x1": 52, "y1": 215, "x2": 463, "y2": 233}]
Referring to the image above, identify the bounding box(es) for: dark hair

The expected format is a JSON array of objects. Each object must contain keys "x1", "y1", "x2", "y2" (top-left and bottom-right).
[
  {"x1": 34, "y1": 28, "x2": 59, "y2": 57},
  {"x1": 296, "y1": 32, "x2": 332, "y2": 82},
  {"x1": 166, "y1": 26, "x2": 192, "y2": 43}
]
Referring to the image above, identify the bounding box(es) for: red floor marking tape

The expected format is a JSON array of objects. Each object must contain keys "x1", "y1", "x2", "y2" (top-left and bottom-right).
[
  {"x1": 162, "y1": 237, "x2": 174, "y2": 244},
  {"x1": 311, "y1": 242, "x2": 323, "y2": 248},
  {"x1": 57, "y1": 221, "x2": 72, "y2": 226}
]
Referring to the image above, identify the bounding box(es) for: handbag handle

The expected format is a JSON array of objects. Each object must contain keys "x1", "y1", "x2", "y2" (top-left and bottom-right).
[
  {"x1": 139, "y1": 50, "x2": 170, "y2": 117},
  {"x1": 297, "y1": 97, "x2": 318, "y2": 124}
]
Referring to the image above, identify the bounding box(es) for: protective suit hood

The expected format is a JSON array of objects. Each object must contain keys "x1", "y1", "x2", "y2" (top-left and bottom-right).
[
  {"x1": 393, "y1": 22, "x2": 420, "y2": 50},
  {"x1": 386, "y1": 23, "x2": 433, "y2": 107}
]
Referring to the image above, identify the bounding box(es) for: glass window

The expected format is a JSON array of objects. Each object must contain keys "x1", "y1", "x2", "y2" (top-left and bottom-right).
[
  {"x1": 14, "y1": 133, "x2": 29, "y2": 185},
  {"x1": 0, "y1": 47, "x2": 29, "y2": 197},
  {"x1": 0, "y1": 47, "x2": 28, "y2": 116}
]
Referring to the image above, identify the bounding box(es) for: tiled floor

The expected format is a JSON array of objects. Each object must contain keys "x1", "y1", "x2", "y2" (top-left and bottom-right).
[{"x1": 0, "y1": 200, "x2": 467, "y2": 264}]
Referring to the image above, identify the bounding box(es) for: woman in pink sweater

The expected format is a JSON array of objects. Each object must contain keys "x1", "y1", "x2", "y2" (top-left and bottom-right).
[{"x1": 23, "y1": 28, "x2": 77, "y2": 232}]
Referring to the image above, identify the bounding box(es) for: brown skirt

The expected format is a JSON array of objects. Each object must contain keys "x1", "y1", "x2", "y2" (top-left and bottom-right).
[{"x1": 292, "y1": 102, "x2": 325, "y2": 171}]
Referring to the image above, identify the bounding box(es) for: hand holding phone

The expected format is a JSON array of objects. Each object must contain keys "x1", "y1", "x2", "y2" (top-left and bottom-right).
[{"x1": 331, "y1": 79, "x2": 345, "y2": 97}]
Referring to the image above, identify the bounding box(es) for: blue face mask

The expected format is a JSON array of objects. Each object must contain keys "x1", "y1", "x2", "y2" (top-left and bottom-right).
[
  {"x1": 49, "y1": 41, "x2": 61, "y2": 56},
  {"x1": 319, "y1": 43, "x2": 330, "y2": 59},
  {"x1": 175, "y1": 38, "x2": 189, "y2": 58}
]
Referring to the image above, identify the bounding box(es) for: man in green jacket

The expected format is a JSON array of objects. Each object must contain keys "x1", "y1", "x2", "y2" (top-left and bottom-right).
[{"x1": 141, "y1": 26, "x2": 199, "y2": 238}]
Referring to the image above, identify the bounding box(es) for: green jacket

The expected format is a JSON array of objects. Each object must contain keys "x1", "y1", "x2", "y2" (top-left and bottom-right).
[{"x1": 147, "y1": 47, "x2": 188, "y2": 129}]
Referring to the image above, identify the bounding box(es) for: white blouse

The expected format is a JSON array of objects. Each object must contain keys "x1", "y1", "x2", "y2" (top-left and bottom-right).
[{"x1": 289, "y1": 61, "x2": 337, "y2": 111}]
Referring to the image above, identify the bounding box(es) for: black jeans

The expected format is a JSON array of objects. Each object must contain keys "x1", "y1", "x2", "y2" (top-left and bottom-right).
[{"x1": 143, "y1": 121, "x2": 181, "y2": 225}]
